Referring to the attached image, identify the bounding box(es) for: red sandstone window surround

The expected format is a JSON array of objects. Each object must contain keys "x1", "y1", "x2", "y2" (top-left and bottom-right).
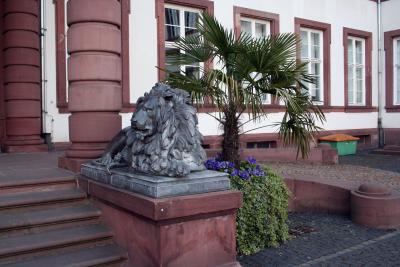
[
  {"x1": 294, "y1": 18, "x2": 331, "y2": 108},
  {"x1": 343, "y1": 27, "x2": 374, "y2": 112},
  {"x1": 54, "y1": 0, "x2": 132, "y2": 113},
  {"x1": 384, "y1": 29, "x2": 400, "y2": 112},
  {"x1": 233, "y1": 6, "x2": 279, "y2": 38},
  {"x1": 155, "y1": 0, "x2": 214, "y2": 81}
]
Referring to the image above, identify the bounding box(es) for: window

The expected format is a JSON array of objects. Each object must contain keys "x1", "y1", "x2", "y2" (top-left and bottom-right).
[
  {"x1": 240, "y1": 18, "x2": 270, "y2": 38},
  {"x1": 164, "y1": 5, "x2": 202, "y2": 79},
  {"x1": 234, "y1": 7, "x2": 279, "y2": 105},
  {"x1": 347, "y1": 37, "x2": 366, "y2": 105},
  {"x1": 343, "y1": 27, "x2": 372, "y2": 110},
  {"x1": 394, "y1": 37, "x2": 400, "y2": 105},
  {"x1": 300, "y1": 28, "x2": 324, "y2": 103},
  {"x1": 156, "y1": 0, "x2": 213, "y2": 81},
  {"x1": 384, "y1": 29, "x2": 400, "y2": 111},
  {"x1": 295, "y1": 18, "x2": 331, "y2": 107},
  {"x1": 240, "y1": 18, "x2": 271, "y2": 104},
  {"x1": 246, "y1": 141, "x2": 277, "y2": 149}
]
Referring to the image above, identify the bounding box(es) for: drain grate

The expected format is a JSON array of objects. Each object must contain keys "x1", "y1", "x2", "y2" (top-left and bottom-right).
[{"x1": 289, "y1": 225, "x2": 317, "y2": 237}]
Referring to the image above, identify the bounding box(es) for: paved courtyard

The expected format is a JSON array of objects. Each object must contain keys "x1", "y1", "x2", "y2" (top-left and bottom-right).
[
  {"x1": 267, "y1": 150, "x2": 400, "y2": 191},
  {"x1": 239, "y1": 212, "x2": 400, "y2": 267},
  {"x1": 241, "y1": 151, "x2": 400, "y2": 266}
]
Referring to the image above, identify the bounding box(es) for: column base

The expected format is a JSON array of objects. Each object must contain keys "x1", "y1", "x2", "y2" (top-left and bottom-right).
[
  {"x1": 78, "y1": 176, "x2": 243, "y2": 267},
  {"x1": 2, "y1": 144, "x2": 48, "y2": 153},
  {"x1": 58, "y1": 156, "x2": 91, "y2": 172}
]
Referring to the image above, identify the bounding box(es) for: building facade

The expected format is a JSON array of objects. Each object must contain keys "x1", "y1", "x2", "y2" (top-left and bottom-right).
[{"x1": 0, "y1": 0, "x2": 399, "y2": 164}]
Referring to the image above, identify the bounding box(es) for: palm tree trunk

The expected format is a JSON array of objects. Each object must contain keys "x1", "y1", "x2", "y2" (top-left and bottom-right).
[{"x1": 221, "y1": 108, "x2": 240, "y2": 165}]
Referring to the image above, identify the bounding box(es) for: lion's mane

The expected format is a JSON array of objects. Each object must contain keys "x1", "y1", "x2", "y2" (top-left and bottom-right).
[{"x1": 130, "y1": 83, "x2": 206, "y2": 177}]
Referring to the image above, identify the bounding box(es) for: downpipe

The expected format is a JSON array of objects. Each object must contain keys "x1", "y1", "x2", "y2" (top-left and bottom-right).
[{"x1": 377, "y1": 0, "x2": 385, "y2": 148}]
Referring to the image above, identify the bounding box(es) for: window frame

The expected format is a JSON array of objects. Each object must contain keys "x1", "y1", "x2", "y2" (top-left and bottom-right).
[
  {"x1": 347, "y1": 36, "x2": 366, "y2": 106},
  {"x1": 164, "y1": 4, "x2": 203, "y2": 79},
  {"x1": 299, "y1": 27, "x2": 324, "y2": 104},
  {"x1": 156, "y1": 0, "x2": 214, "y2": 81},
  {"x1": 239, "y1": 17, "x2": 271, "y2": 104},
  {"x1": 395, "y1": 37, "x2": 400, "y2": 105},
  {"x1": 343, "y1": 27, "x2": 373, "y2": 111},
  {"x1": 295, "y1": 18, "x2": 331, "y2": 108},
  {"x1": 384, "y1": 29, "x2": 400, "y2": 112},
  {"x1": 233, "y1": 6, "x2": 279, "y2": 106},
  {"x1": 239, "y1": 17, "x2": 271, "y2": 39}
]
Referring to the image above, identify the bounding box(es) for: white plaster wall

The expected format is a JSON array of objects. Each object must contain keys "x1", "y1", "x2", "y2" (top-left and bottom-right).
[
  {"x1": 381, "y1": 0, "x2": 400, "y2": 128},
  {"x1": 125, "y1": 0, "x2": 381, "y2": 136},
  {"x1": 44, "y1": 0, "x2": 394, "y2": 142},
  {"x1": 42, "y1": 0, "x2": 70, "y2": 143},
  {"x1": 129, "y1": 0, "x2": 158, "y2": 103}
]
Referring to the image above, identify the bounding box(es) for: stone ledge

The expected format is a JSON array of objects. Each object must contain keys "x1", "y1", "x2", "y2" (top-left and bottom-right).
[
  {"x1": 78, "y1": 176, "x2": 242, "y2": 221},
  {"x1": 80, "y1": 163, "x2": 231, "y2": 198}
]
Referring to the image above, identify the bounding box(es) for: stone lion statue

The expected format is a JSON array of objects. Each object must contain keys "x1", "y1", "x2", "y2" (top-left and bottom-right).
[{"x1": 94, "y1": 83, "x2": 207, "y2": 177}]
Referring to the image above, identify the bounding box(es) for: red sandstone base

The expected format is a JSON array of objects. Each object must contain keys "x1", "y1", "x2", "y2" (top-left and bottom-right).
[
  {"x1": 351, "y1": 184, "x2": 400, "y2": 229},
  {"x1": 58, "y1": 156, "x2": 90, "y2": 172},
  {"x1": 284, "y1": 176, "x2": 358, "y2": 214},
  {"x1": 78, "y1": 176, "x2": 243, "y2": 267},
  {"x1": 285, "y1": 176, "x2": 400, "y2": 230},
  {"x1": 206, "y1": 144, "x2": 338, "y2": 164},
  {"x1": 2, "y1": 144, "x2": 48, "y2": 153}
]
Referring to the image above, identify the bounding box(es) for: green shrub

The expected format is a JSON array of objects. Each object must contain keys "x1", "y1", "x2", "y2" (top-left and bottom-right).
[{"x1": 205, "y1": 157, "x2": 290, "y2": 255}]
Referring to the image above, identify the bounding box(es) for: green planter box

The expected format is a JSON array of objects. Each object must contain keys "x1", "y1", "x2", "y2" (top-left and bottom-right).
[{"x1": 321, "y1": 140, "x2": 358, "y2": 156}]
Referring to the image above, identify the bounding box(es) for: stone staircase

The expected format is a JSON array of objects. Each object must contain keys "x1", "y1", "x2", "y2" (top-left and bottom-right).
[
  {"x1": 372, "y1": 145, "x2": 400, "y2": 156},
  {"x1": 0, "y1": 171, "x2": 128, "y2": 266}
]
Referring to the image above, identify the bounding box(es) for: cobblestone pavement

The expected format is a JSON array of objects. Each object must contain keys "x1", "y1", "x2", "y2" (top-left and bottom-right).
[
  {"x1": 239, "y1": 213, "x2": 400, "y2": 267},
  {"x1": 266, "y1": 151, "x2": 400, "y2": 191},
  {"x1": 340, "y1": 149, "x2": 400, "y2": 174}
]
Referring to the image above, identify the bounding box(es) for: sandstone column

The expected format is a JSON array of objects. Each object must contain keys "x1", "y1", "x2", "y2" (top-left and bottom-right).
[
  {"x1": 59, "y1": 0, "x2": 122, "y2": 171},
  {"x1": 2, "y1": 0, "x2": 47, "y2": 152}
]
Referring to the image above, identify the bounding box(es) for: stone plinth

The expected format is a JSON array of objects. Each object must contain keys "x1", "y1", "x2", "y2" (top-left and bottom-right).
[
  {"x1": 351, "y1": 183, "x2": 400, "y2": 229},
  {"x1": 81, "y1": 163, "x2": 230, "y2": 198},
  {"x1": 78, "y1": 174, "x2": 242, "y2": 267}
]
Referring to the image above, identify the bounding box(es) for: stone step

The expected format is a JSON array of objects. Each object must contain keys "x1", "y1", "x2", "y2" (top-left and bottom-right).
[
  {"x1": 384, "y1": 145, "x2": 400, "y2": 151},
  {"x1": 0, "y1": 175, "x2": 76, "y2": 194},
  {"x1": 372, "y1": 149, "x2": 400, "y2": 156},
  {"x1": 0, "y1": 202, "x2": 101, "y2": 232},
  {"x1": 0, "y1": 244, "x2": 127, "y2": 267},
  {"x1": 0, "y1": 224, "x2": 113, "y2": 260},
  {"x1": 0, "y1": 189, "x2": 86, "y2": 211}
]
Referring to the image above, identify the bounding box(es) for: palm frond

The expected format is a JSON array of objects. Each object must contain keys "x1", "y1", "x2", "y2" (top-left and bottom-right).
[{"x1": 160, "y1": 12, "x2": 326, "y2": 159}]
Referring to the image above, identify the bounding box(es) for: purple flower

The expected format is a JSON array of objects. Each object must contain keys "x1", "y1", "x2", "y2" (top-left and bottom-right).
[
  {"x1": 238, "y1": 170, "x2": 250, "y2": 180},
  {"x1": 246, "y1": 156, "x2": 257, "y2": 165},
  {"x1": 230, "y1": 168, "x2": 239, "y2": 176},
  {"x1": 204, "y1": 156, "x2": 265, "y2": 180}
]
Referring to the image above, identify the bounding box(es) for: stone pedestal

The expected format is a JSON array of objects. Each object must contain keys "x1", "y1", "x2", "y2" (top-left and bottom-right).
[
  {"x1": 78, "y1": 165, "x2": 242, "y2": 267},
  {"x1": 81, "y1": 163, "x2": 231, "y2": 198},
  {"x1": 351, "y1": 183, "x2": 400, "y2": 229}
]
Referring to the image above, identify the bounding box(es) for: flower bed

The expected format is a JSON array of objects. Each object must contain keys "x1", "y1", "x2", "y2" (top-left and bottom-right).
[{"x1": 205, "y1": 156, "x2": 290, "y2": 255}]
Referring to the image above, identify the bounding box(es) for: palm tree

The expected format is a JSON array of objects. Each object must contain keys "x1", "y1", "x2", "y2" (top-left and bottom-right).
[{"x1": 162, "y1": 13, "x2": 325, "y2": 165}]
